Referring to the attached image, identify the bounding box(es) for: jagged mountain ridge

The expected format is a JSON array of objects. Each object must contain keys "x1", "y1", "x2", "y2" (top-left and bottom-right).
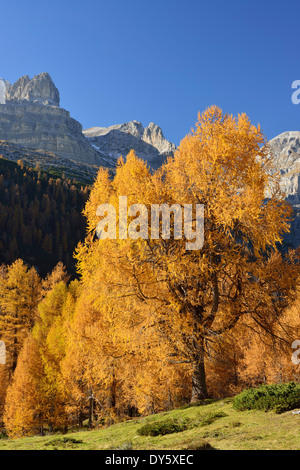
[
  {"x1": 83, "y1": 120, "x2": 176, "y2": 169},
  {"x1": 0, "y1": 73, "x2": 176, "y2": 171}
]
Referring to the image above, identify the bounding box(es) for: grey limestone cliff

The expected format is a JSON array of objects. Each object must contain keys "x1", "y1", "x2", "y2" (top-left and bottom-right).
[{"x1": 0, "y1": 73, "x2": 108, "y2": 166}]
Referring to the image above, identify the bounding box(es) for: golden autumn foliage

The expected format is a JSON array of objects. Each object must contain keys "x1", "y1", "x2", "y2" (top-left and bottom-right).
[
  {"x1": 237, "y1": 285, "x2": 300, "y2": 388},
  {"x1": 2, "y1": 107, "x2": 300, "y2": 436},
  {"x1": 75, "y1": 106, "x2": 299, "y2": 403},
  {"x1": 3, "y1": 336, "x2": 45, "y2": 437},
  {"x1": 3, "y1": 280, "x2": 77, "y2": 436},
  {"x1": 0, "y1": 263, "x2": 72, "y2": 433},
  {"x1": 0, "y1": 260, "x2": 41, "y2": 373},
  {"x1": 0, "y1": 259, "x2": 42, "y2": 425}
]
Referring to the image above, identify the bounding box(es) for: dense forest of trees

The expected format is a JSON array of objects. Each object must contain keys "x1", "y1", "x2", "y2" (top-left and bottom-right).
[
  {"x1": 0, "y1": 156, "x2": 89, "y2": 276},
  {"x1": 0, "y1": 107, "x2": 300, "y2": 437}
]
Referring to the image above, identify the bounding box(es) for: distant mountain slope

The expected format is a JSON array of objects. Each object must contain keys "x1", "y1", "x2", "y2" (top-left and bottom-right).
[
  {"x1": 0, "y1": 157, "x2": 89, "y2": 276},
  {"x1": 269, "y1": 131, "x2": 300, "y2": 248},
  {"x1": 0, "y1": 139, "x2": 99, "y2": 185}
]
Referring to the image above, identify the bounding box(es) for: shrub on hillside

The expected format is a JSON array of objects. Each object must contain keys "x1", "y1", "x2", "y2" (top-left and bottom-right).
[
  {"x1": 137, "y1": 417, "x2": 189, "y2": 436},
  {"x1": 198, "y1": 411, "x2": 227, "y2": 426},
  {"x1": 233, "y1": 382, "x2": 300, "y2": 413}
]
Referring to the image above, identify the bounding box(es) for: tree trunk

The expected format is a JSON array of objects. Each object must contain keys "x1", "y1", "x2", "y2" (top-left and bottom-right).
[
  {"x1": 78, "y1": 410, "x2": 84, "y2": 428},
  {"x1": 88, "y1": 388, "x2": 94, "y2": 428},
  {"x1": 191, "y1": 349, "x2": 208, "y2": 402}
]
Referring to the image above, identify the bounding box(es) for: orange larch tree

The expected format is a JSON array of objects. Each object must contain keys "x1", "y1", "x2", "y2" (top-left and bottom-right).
[
  {"x1": 76, "y1": 106, "x2": 299, "y2": 403},
  {"x1": 0, "y1": 259, "x2": 41, "y2": 375}
]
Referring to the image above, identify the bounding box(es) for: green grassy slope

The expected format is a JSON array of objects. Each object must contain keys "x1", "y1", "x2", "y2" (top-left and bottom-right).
[{"x1": 1, "y1": 398, "x2": 299, "y2": 450}]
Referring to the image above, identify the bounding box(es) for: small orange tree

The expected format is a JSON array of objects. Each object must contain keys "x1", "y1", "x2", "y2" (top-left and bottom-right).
[
  {"x1": 3, "y1": 267, "x2": 74, "y2": 436},
  {"x1": 0, "y1": 259, "x2": 41, "y2": 375},
  {"x1": 77, "y1": 106, "x2": 299, "y2": 403}
]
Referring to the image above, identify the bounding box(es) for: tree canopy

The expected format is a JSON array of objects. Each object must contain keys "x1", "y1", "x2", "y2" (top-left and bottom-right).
[{"x1": 76, "y1": 106, "x2": 299, "y2": 401}]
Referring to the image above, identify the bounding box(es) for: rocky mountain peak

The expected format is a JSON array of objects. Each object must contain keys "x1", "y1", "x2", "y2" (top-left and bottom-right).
[
  {"x1": 83, "y1": 120, "x2": 176, "y2": 169},
  {"x1": 4, "y1": 72, "x2": 60, "y2": 106},
  {"x1": 268, "y1": 131, "x2": 300, "y2": 249},
  {"x1": 119, "y1": 121, "x2": 144, "y2": 138},
  {"x1": 269, "y1": 131, "x2": 300, "y2": 204},
  {"x1": 143, "y1": 122, "x2": 175, "y2": 154}
]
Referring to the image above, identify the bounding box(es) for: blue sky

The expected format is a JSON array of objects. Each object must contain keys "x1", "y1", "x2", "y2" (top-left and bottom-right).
[{"x1": 1, "y1": 0, "x2": 300, "y2": 146}]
